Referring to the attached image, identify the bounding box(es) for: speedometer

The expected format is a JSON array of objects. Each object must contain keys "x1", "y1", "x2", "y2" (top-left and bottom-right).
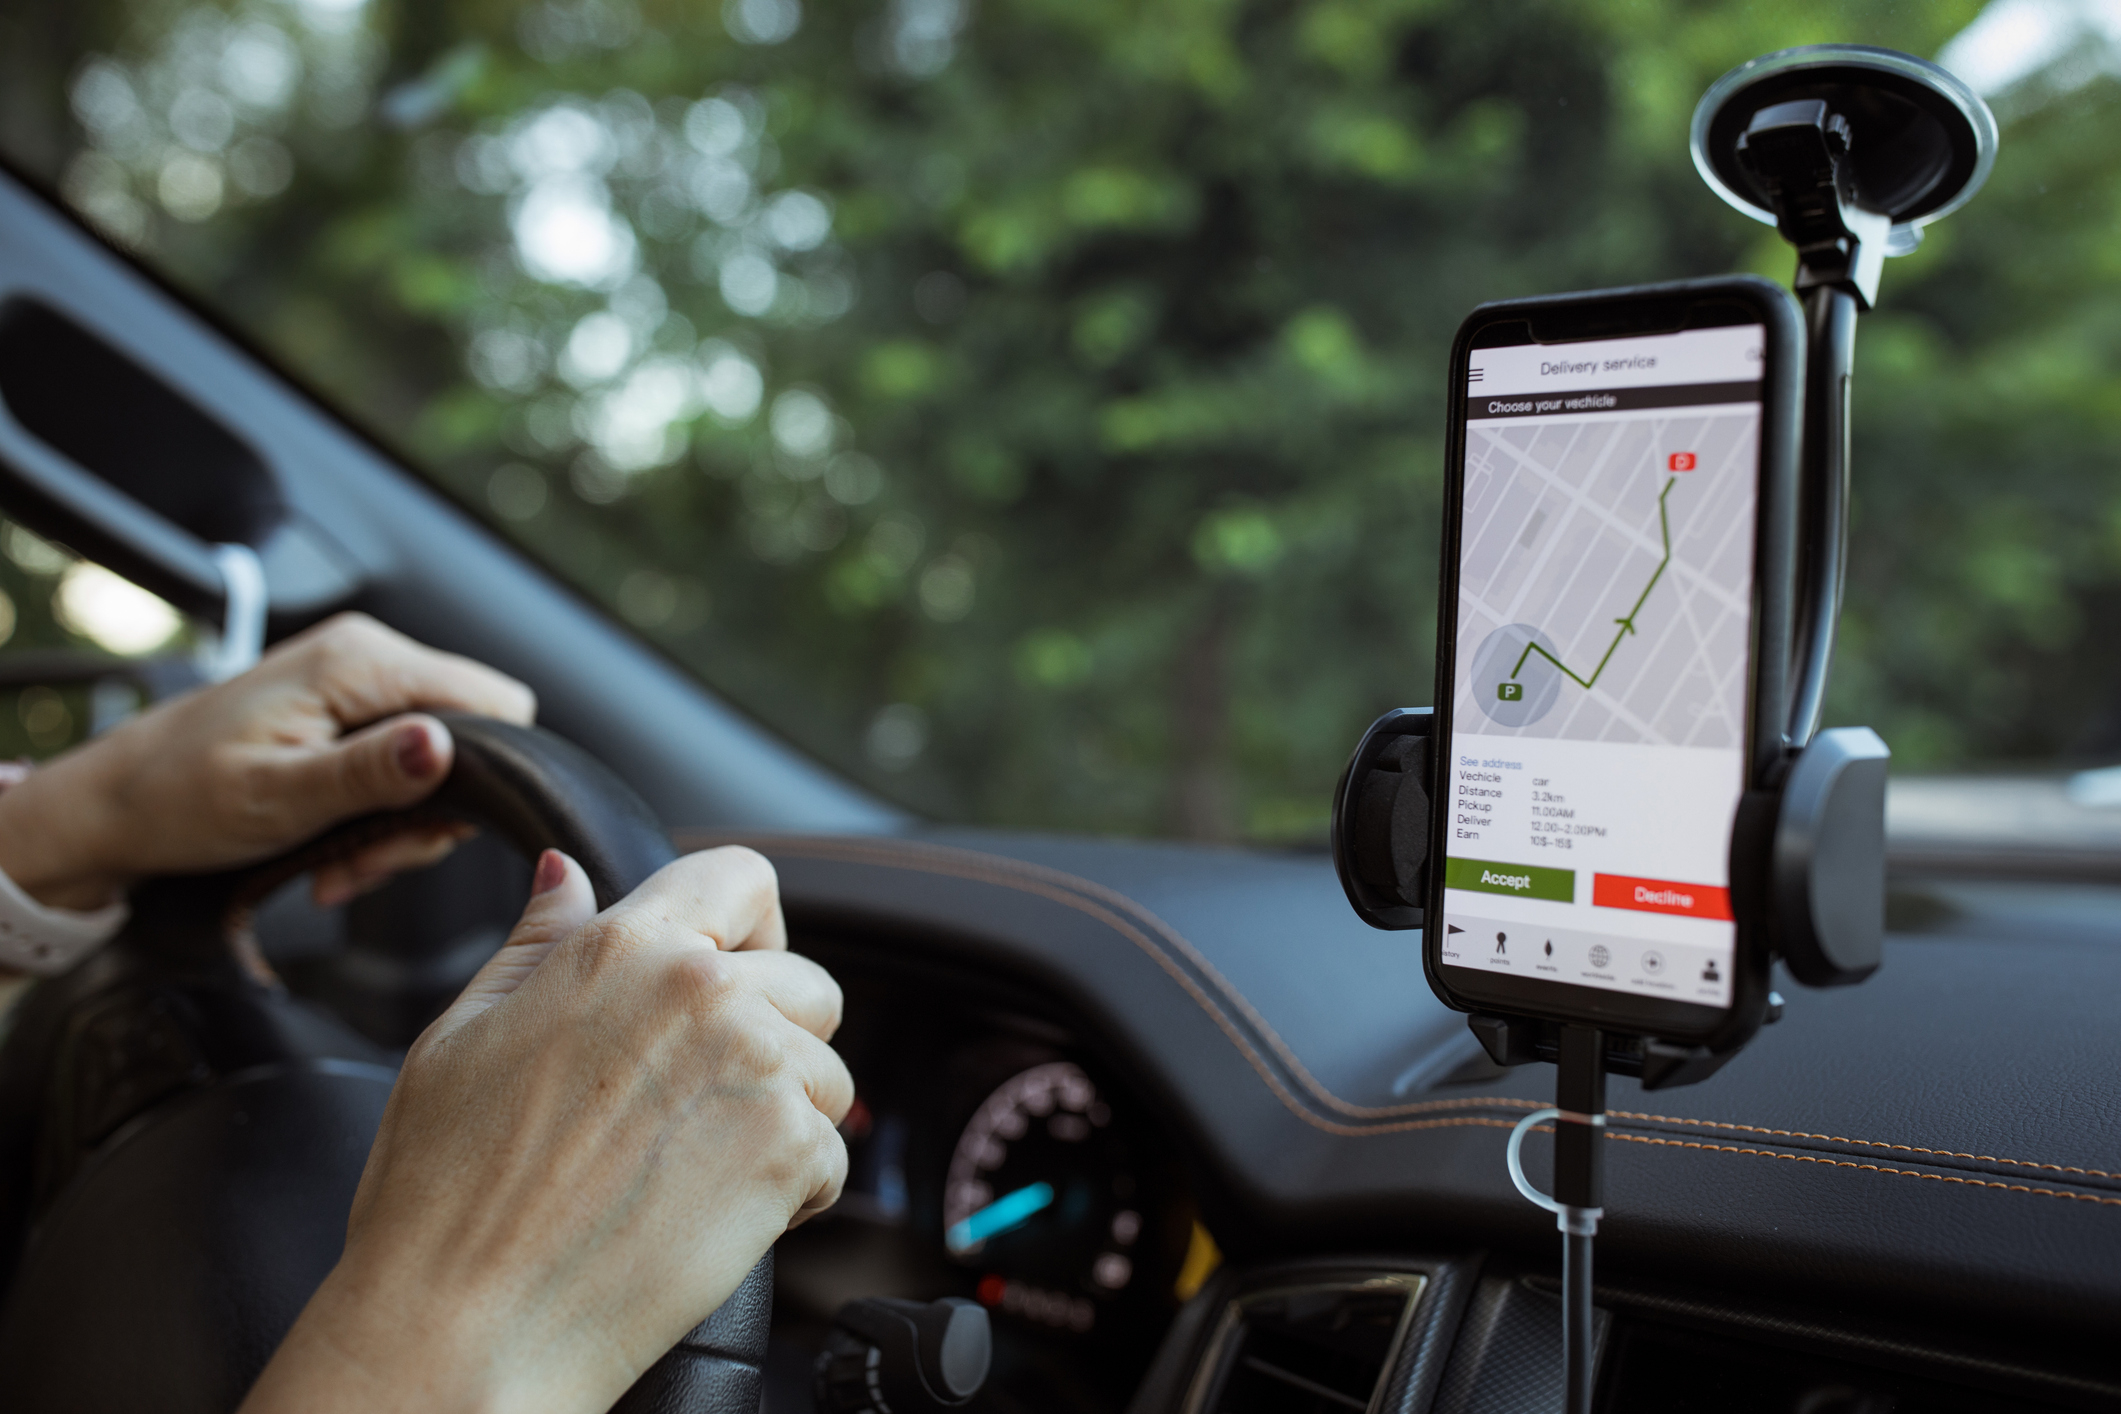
[{"x1": 942, "y1": 1061, "x2": 1144, "y2": 1333}]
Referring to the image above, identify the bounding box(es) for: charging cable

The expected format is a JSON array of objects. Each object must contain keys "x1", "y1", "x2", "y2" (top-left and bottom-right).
[{"x1": 1501, "y1": 1026, "x2": 1606, "y2": 1414}]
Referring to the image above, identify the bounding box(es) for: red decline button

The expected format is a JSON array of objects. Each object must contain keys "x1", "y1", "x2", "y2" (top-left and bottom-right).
[{"x1": 1593, "y1": 872, "x2": 1732, "y2": 920}]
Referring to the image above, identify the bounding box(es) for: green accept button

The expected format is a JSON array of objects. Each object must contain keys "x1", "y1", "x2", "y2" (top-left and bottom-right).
[{"x1": 1445, "y1": 856, "x2": 1575, "y2": 902}]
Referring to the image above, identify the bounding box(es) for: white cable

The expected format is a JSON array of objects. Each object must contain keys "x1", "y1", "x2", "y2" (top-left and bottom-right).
[
  {"x1": 200, "y1": 543, "x2": 267, "y2": 682},
  {"x1": 1505, "y1": 1106, "x2": 1604, "y2": 1236}
]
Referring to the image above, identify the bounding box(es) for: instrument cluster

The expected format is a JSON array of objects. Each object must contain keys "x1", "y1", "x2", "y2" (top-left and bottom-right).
[{"x1": 771, "y1": 957, "x2": 1198, "y2": 1414}]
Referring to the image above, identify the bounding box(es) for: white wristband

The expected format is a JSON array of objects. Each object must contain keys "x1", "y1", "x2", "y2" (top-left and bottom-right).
[{"x1": 0, "y1": 862, "x2": 128, "y2": 976}]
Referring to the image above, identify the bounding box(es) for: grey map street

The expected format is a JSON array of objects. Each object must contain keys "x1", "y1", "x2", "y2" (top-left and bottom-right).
[{"x1": 1454, "y1": 408, "x2": 1757, "y2": 747}]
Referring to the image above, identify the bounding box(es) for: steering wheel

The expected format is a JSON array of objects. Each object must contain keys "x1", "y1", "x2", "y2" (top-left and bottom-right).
[{"x1": 0, "y1": 715, "x2": 774, "y2": 1414}]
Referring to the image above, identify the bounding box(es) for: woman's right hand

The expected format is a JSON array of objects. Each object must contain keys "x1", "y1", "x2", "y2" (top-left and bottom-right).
[{"x1": 241, "y1": 845, "x2": 851, "y2": 1414}]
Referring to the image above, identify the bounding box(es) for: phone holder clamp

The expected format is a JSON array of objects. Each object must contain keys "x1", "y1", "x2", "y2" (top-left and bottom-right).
[
  {"x1": 1330, "y1": 719, "x2": 1886, "y2": 1085},
  {"x1": 1328, "y1": 707, "x2": 1434, "y2": 932}
]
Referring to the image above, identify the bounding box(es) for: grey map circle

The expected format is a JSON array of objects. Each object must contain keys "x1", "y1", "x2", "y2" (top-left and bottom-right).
[{"x1": 1470, "y1": 623, "x2": 1565, "y2": 727}]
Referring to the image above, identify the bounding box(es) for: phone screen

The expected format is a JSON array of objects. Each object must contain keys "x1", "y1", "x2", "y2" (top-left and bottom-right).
[{"x1": 1439, "y1": 323, "x2": 1763, "y2": 1013}]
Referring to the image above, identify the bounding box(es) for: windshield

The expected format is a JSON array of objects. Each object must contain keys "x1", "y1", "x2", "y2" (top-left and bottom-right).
[{"x1": 0, "y1": 2, "x2": 2109, "y2": 841}]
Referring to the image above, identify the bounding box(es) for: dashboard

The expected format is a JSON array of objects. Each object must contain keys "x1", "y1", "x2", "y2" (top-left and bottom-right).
[{"x1": 719, "y1": 830, "x2": 2121, "y2": 1414}]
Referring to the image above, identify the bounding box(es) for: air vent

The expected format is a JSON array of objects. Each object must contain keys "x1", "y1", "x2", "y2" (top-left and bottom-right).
[{"x1": 1184, "y1": 1275, "x2": 1427, "y2": 1414}]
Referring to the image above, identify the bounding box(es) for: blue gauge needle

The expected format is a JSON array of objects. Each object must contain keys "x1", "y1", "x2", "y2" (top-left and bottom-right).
[{"x1": 946, "y1": 1181, "x2": 1055, "y2": 1254}]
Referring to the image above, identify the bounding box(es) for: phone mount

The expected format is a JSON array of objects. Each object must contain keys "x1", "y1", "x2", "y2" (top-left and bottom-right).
[
  {"x1": 1330, "y1": 46, "x2": 1994, "y2": 1413},
  {"x1": 1331, "y1": 44, "x2": 1995, "y2": 1076}
]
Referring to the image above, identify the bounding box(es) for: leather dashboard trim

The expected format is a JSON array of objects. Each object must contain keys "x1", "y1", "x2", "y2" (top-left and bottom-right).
[
  {"x1": 1604, "y1": 1132, "x2": 2121, "y2": 1208},
  {"x1": 683, "y1": 832, "x2": 2121, "y2": 1214},
  {"x1": 1607, "y1": 1111, "x2": 2120, "y2": 1179}
]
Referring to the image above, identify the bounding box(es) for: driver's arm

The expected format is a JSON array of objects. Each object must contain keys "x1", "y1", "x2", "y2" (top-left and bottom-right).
[
  {"x1": 240, "y1": 845, "x2": 853, "y2": 1414},
  {"x1": 0, "y1": 611, "x2": 535, "y2": 973}
]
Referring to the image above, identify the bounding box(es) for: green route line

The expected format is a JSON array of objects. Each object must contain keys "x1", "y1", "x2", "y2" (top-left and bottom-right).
[{"x1": 1510, "y1": 477, "x2": 1677, "y2": 690}]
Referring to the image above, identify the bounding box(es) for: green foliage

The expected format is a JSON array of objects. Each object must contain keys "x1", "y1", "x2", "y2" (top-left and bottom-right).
[{"x1": 5, "y1": 0, "x2": 2116, "y2": 842}]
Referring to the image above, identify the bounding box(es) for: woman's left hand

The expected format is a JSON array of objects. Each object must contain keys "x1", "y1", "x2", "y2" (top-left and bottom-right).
[{"x1": 0, "y1": 612, "x2": 536, "y2": 913}]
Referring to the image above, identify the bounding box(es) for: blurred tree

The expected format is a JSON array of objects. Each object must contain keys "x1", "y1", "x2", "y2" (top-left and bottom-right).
[{"x1": 9, "y1": 0, "x2": 2119, "y2": 845}]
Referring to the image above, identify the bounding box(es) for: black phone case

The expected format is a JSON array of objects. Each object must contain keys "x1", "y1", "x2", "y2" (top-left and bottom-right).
[{"x1": 1421, "y1": 275, "x2": 1804, "y2": 1050}]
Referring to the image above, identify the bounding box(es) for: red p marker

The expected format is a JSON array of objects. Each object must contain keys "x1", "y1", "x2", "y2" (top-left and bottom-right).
[{"x1": 1668, "y1": 452, "x2": 1697, "y2": 471}]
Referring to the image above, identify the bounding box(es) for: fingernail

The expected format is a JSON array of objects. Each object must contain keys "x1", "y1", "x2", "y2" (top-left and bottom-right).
[
  {"x1": 532, "y1": 849, "x2": 567, "y2": 896},
  {"x1": 396, "y1": 722, "x2": 441, "y2": 779}
]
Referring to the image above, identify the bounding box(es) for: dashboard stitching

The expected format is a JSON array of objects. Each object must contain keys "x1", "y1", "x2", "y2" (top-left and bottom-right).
[
  {"x1": 1605, "y1": 1133, "x2": 2121, "y2": 1207},
  {"x1": 883, "y1": 865, "x2": 1543, "y2": 1139},
  {"x1": 938, "y1": 875, "x2": 1539, "y2": 1140},
  {"x1": 738, "y1": 834, "x2": 1530, "y2": 1123},
  {"x1": 925, "y1": 854, "x2": 1438, "y2": 1119},
  {"x1": 721, "y1": 834, "x2": 1546, "y2": 1137},
  {"x1": 972, "y1": 860, "x2": 1474, "y2": 1121},
  {"x1": 732, "y1": 835, "x2": 2116, "y2": 1190},
  {"x1": 1511, "y1": 1123, "x2": 2117, "y2": 1205},
  {"x1": 779, "y1": 837, "x2": 1398, "y2": 1131},
  {"x1": 1607, "y1": 1112, "x2": 2121, "y2": 1181}
]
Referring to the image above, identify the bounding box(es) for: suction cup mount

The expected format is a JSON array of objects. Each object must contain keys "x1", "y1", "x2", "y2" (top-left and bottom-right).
[
  {"x1": 1690, "y1": 45, "x2": 1998, "y2": 748},
  {"x1": 1692, "y1": 46, "x2": 1996, "y2": 307}
]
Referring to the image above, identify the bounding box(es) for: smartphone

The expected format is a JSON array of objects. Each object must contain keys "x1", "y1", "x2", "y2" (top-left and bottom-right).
[{"x1": 1424, "y1": 277, "x2": 1802, "y2": 1045}]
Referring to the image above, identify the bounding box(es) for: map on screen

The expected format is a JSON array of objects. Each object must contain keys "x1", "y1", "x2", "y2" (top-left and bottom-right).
[{"x1": 1452, "y1": 409, "x2": 1757, "y2": 749}]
